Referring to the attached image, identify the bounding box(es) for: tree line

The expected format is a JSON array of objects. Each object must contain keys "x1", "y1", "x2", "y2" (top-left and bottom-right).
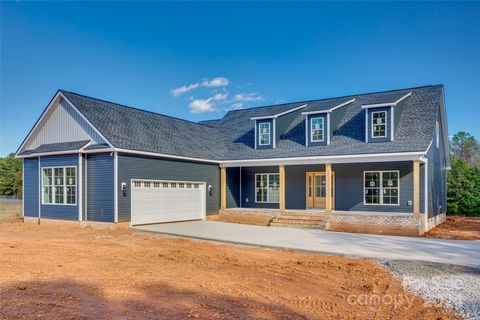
[{"x1": 0, "y1": 132, "x2": 479, "y2": 215}]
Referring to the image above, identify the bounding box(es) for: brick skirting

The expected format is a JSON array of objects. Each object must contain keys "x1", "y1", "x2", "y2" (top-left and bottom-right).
[{"x1": 326, "y1": 213, "x2": 420, "y2": 236}]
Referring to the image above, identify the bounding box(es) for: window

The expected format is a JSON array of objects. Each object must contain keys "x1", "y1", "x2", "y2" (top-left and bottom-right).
[
  {"x1": 311, "y1": 117, "x2": 324, "y2": 142},
  {"x1": 436, "y1": 121, "x2": 439, "y2": 148},
  {"x1": 371, "y1": 111, "x2": 386, "y2": 138},
  {"x1": 258, "y1": 122, "x2": 271, "y2": 146},
  {"x1": 364, "y1": 171, "x2": 399, "y2": 205},
  {"x1": 162, "y1": 182, "x2": 169, "y2": 188},
  {"x1": 42, "y1": 166, "x2": 76, "y2": 205},
  {"x1": 255, "y1": 173, "x2": 279, "y2": 203}
]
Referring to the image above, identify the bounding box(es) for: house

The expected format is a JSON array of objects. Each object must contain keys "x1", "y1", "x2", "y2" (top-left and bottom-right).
[{"x1": 16, "y1": 85, "x2": 449, "y2": 235}]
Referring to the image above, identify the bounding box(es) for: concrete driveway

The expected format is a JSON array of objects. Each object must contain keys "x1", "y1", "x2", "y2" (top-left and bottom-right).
[{"x1": 134, "y1": 221, "x2": 480, "y2": 267}]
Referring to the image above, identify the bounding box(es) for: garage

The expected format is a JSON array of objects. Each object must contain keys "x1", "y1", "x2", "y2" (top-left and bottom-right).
[{"x1": 131, "y1": 179, "x2": 206, "y2": 225}]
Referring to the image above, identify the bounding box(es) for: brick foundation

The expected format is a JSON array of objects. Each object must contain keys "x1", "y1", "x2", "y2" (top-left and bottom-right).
[{"x1": 326, "y1": 213, "x2": 420, "y2": 236}]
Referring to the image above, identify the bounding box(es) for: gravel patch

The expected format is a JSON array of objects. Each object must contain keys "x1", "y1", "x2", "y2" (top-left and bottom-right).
[{"x1": 383, "y1": 260, "x2": 480, "y2": 320}]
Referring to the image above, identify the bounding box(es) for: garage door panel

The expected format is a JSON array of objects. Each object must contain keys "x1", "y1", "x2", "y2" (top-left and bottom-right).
[{"x1": 131, "y1": 180, "x2": 205, "y2": 225}]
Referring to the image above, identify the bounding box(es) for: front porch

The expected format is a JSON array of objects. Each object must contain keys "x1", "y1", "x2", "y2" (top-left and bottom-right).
[{"x1": 219, "y1": 160, "x2": 427, "y2": 235}]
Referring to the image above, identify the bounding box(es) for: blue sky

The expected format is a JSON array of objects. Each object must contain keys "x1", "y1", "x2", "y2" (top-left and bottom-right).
[{"x1": 1, "y1": 2, "x2": 479, "y2": 156}]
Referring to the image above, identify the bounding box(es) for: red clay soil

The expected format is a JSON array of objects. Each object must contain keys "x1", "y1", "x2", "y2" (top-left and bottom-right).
[
  {"x1": 0, "y1": 219, "x2": 460, "y2": 320},
  {"x1": 424, "y1": 216, "x2": 480, "y2": 240}
]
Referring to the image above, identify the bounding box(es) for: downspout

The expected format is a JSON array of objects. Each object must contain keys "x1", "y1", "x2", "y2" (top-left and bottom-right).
[
  {"x1": 38, "y1": 156, "x2": 41, "y2": 225},
  {"x1": 85, "y1": 154, "x2": 88, "y2": 222}
]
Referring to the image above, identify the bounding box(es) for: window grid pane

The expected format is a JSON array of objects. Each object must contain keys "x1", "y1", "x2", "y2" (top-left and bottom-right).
[
  {"x1": 364, "y1": 171, "x2": 399, "y2": 205},
  {"x1": 259, "y1": 123, "x2": 270, "y2": 145},
  {"x1": 256, "y1": 173, "x2": 280, "y2": 203},
  {"x1": 372, "y1": 112, "x2": 386, "y2": 137},
  {"x1": 311, "y1": 117, "x2": 324, "y2": 142}
]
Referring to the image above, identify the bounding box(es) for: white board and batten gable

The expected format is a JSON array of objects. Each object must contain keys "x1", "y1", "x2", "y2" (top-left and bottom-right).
[{"x1": 18, "y1": 92, "x2": 109, "y2": 154}]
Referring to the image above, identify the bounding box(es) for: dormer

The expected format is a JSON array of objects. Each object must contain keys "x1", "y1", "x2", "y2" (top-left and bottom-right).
[
  {"x1": 301, "y1": 98, "x2": 356, "y2": 146},
  {"x1": 251, "y1": 105, "x2": 306, "y2": 149},
  {"x1": 362, "y1": 92, "x2": 411, "y2": 143}
]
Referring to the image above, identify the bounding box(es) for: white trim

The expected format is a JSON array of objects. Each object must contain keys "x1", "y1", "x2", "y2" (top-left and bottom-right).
[
  {"x1": 85, "y1": 155, "x2": 88, "y2": 222},
  {"x1": 254, "y1": 120, "x2": 257, "y2": 149},
  {"x1": 424, "y1": 158, "x2": 429, "y2": 215},
  {"x1": 258, "y1": 122, "x2": 271, "y2": 146},
  {"x1": 425, "y1": 139, "x2": 433, "y2": 154},
  {"x1": 439, "y1": 87, "x2": 450, "y2": 167},
  {"x1": 107, "y1": 148, "x2": 221, "y2": 164},
  {"x1": 40, "y1": 166, "x2": 78, "y2": 206},
  {"x1": 78, "y1": 154, "x2": 82, "y2": 221},
  {"x1": 220, "y1": 151, "x2": 426, "y2": 167},
  {"x1": 38, "y1": 157, "x2": 41, "y2": 222},
  {"x1": 22, "y1": 159, "x2": 24, "y2": 218},
  {"x1": 327, "y1": 113, "x2": 331, "y2": 145},
  {"x1": 363, "y1": 170, "x2": 400, "y2": 206},
  {"x1": 365, "y1": 109, "x2": 368, "y2": 143},
  {"x1": 305, "y1": 118, "x2": 309, "y2": 146},
  {"x1": 301, "y1": 99, "x2": 356, "y2": 115},
  {"x1": 254, "y1": 173, "x2": 280, "y2": 203},
  {"x1": 16, "y1": 91, "x2": 114, "y2": 156},
  {"x1": 371, "y1": 110, "x2": 387, "y2": 138},
  {"x1": 250, "y1": 104, "x2": 306, "y2": 120},
  {"x1": 390, "y1": 105, "x2": 394, "y2": 141},
  {"x1": 435, "y1": 121, "x2": 440, "y2": 149},
  {"x1": 114, "y1": 152, "x2": 118, "y2": 223},
  {"x1": 361, "y1": 92, "x2": 412, "y2": 109},
  {"x1": 310, "y1": 116, "x2": 325, "y2": 142},
  {"x1": 272, "y1": 118, "x2": 276, "y2": 148}
]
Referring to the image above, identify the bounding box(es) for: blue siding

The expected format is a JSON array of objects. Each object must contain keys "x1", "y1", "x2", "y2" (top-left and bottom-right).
[
  {"x1": 40, "y1": 155, "x2": 79, "y2": 220},
  {"x1": 366, "y1": 107, "x2": 392, "y2": 143},
  {"x1": 240, "y1": 166, "x2": 279, "y2": 209},
  {"x1": 334, "y1": 162, "x2": 413, "y2": 213},
  {"x1": 86, "y1": 153, "x2": 115, "y2": 222},
  {"x1": 230, "y1": 162, "x2": 415, "y2": 213},
  {"x1": 307, "y1": 114, "x2": 328, "y2": 146},
  {"x1": 427, "y1": 111, "x2": 448, "y2": 217},
  {"x1": 23, "y1": 158, "x2": 39, "y2": 217},
  {"x1": 255, "y1": 119, "x2": 274, "y2": 149},
  {"x1": 117, "y1": 153, "x2": 220, "y2": 222},
  {"x1": 226, "y1": 167, "x2": 240, "y2": 208}
]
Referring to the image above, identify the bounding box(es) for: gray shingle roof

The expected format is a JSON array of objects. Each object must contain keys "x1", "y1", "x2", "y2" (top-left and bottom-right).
[
  {"x1": 61, "y1": 91, "x2": 226, "y2": 160},
  {"x1": 58, "y1": 85, "x2": 442, "y2": 161},
  {"x1": 18, "y1": 140, "x2": 90, "y2": 156}
]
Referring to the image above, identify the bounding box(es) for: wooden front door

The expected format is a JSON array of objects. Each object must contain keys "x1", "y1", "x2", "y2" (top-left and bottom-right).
[{"x1": 306, "y1": 172, "x2": 335, "y2": 209}]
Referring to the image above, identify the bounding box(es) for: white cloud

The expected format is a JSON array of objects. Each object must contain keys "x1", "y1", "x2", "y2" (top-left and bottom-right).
[
  {"x1": 202, "y1": 77, "x2": 229, "y2": 88},
  {"x1": 189, "y1": 98, "x2": 214, "y2": 113},
  {"x1": 171, "y1": 77, "x2": 229, "y2": 97},
  {"x1": 170, "y1": 83, "x2": 199, "y2": 97},
  {"x1": 188, "y1": 92, "x2": 228, "y2": 113},
  {"x1": 233, "y1": 93, "x2": 264, "y2": 102},
  {"x1": 228, "y1": 102, "x2": 244, "y2": 111}
]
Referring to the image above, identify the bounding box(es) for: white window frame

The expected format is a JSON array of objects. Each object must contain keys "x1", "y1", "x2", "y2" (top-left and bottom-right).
[
  {"x1": 310, "y1": 116, "x2": 324, "y2": 142},
  {"x1": 258, "y1": 122, "x2": 271, "y2": 146},
  {"x1": 255, "y1": 173, "x2": 280, "y2": 203},
  {"x1": 363, "y1": 170, "x2": 400, "y2": 206},
  {"x1": 41, "y1": 166, "x2": 77, "y2": 206},
  {"x1": 436, "y1": 121, "x2": 440, "y2": 149},
  {"x1": 371, "y1": 111, "x2": 387, "y2": 138}
]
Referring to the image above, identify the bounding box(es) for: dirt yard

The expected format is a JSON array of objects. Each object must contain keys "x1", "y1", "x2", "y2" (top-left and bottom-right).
[
  {"x1": 0, "y1": 219, "x2": 460, "y2": 320},
  {"x1": 425, "y1": 216, "x2": 480, "y2": 240}
]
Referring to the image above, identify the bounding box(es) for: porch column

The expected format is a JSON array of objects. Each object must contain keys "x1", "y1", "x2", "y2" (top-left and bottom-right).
[
  {"x1": 413, "y1": 160, "x2": 420, "y2": 218},
  {"x1": 279, "y1": 165, "x2": 286, "y2": 213},
  {"x1": 325, "y1": 163, "x2": 332, "y2": 214},
  {"x1": 220, "y1": 167, "x2": 226, "y2": 210}
]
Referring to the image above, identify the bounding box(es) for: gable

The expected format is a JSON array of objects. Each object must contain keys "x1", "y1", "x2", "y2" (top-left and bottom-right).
[{"x1": 19, "y1": 95, "x2": 107, "y2": 154}]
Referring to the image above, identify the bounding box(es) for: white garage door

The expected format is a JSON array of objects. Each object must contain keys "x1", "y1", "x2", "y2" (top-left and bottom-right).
[{"x1": 131, "y1": 179, "x2": 206, "y2": 225}]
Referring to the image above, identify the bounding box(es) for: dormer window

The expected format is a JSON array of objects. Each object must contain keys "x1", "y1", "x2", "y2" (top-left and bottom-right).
[
  {"x1": 311, "y1": 117, "x2": 324, "y2": 142},
  {"x1": 371, "y1": 111, "x2": 386, "y2": 138},
  {"x1": 259, "y1": 122, "x2": 271, "y2": 146}
]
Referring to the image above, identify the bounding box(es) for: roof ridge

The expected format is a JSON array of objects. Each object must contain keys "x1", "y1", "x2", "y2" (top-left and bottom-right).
[
  {"x1": 224, "y1": 84, "x2": 442, "y2": 114},
  {"x1": 59, "y1": 89, "x2": 214, "y2": 128}
]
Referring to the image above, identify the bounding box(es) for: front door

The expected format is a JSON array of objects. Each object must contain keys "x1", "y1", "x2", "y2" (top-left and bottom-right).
[{"x1": 306, "y1": 172, "x2": 335, "y2": 209}]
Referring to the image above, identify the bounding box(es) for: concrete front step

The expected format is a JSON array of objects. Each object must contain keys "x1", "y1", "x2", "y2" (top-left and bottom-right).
[
  {"x1": 269, "y1": 222, "x2": 324, "y2": 229},
  {"x1": 272, "y1": 218, "x2": 324, "y2": 224}
]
